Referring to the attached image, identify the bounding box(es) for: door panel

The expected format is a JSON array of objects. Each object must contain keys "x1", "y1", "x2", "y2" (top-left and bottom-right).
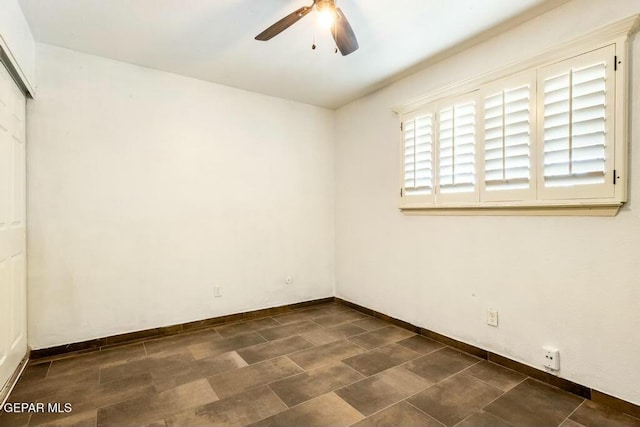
[
  {"x1": 0, "y1": 259, "x2": 7, "y2": 364},
  {"x1": 0, "y1": 60, "x2": 27, "y2": 392},
  {"x1": 11, "y1": 132, "x2": 24, "y2": 226},
  {"x1": 11, "y1": 254, "x2": 25, "y2": 346}
]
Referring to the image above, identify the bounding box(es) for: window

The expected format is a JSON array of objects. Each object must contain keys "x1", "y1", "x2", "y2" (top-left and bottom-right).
[
  {"x1": 537, "y1": 45, "x2": 615, "y2": 200},
  {"x1": 401, "y1": 109, "x2": 434, "y2": 204},
  {"x1": 481, "y1": 72, "x2": 536, "y2": 202},
  {"x1": 437, "y1": 95, "x2": 478, "y2": 203},
  {"x1": 398, "y1": 39, "x2": 628, "y2": 213}
]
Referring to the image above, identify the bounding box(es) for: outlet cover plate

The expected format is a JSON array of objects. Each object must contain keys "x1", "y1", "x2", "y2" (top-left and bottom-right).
[
  {"x1": 487, "y1": 308, "x2": 499, "y2": 327},
  {"x1": 543, "y1": 346, "x2": 560, "y2": 370}
]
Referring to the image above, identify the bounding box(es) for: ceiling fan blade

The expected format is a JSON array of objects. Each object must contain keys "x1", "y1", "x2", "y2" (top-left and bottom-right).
[
  {"x1": 255, "y1": 5, "x2": 314, "y2": 41},
  {"x1": 331, "y1": 7, "x2": 359, "y2": 56}
]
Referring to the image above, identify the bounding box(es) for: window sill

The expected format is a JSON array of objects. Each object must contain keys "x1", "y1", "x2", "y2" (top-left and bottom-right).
[{"x1": 400, "y1": 202, "x2": 623, "y2": 216}]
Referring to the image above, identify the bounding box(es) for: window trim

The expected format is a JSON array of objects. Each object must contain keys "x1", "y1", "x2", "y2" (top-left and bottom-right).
[{"x1": 394, "y1": 14, "x2": 639, "y2": 214}]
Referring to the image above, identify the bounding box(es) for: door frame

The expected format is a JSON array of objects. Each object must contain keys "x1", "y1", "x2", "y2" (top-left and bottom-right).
[{"x1": 0, "y1": 40, "x2": 33, "y2": 407}]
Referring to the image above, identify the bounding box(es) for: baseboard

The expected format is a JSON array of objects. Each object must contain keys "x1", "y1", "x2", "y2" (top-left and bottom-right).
[
  {"x1": 30, "y1": 297, "x2": 334, "y2": 361},
  {"x1": 334, "y1": 297, "x2": 640, "y2": 419},
  {"x1": 0, "y1": 353, "x2": 28, "y2": 407}
]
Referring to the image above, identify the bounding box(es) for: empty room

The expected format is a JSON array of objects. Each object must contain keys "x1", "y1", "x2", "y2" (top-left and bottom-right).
[{"x1": 0, "y1": 0, "x2": 639, "y2": 426}]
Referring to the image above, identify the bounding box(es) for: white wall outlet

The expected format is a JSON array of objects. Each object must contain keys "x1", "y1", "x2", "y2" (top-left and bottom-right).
[
  {"x1": 543, "y1": 346, "x2": 560, "y2": 370},
  {"x1": 214, "y1": 286, "x2": 222, "y2": 298},
  {"x1": 285, "y1": 276, "x2": 292, "y2": 285},
  {"x1": 487, "y1": 308, "x2": 498, "y2": 327}
]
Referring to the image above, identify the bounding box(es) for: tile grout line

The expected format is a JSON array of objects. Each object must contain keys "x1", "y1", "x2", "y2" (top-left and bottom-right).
[
  {"x1": 457, "y1": 376, "x2": 530, "y2": 427},
  {"x1": 347, "y1": 332, "x2": 418, "y2": 353},
  {"x1": 334, "y1": 360, "x2": 368, "y2": 382},
  {"x1": 396, "y1": 341, "x2": 447, "y2": 358},
  {"x1": 450, "y1": 411, "x2": 477, "y2": 427},
  {"x1": 350, "y1": 316, "x2": 390, "y2": 331},
  {"x1": 348, "y1": 372, "x2": 437, "y2": 424},
  {"x1": 210, "y1": 368, "x2": 360, "y2": 422},
  {"x1": 257, "y1": 359, "x2": 368, "y2": 408},
  {"x1": 43, "y1": 361, "x2": 52, "y2": 379},
  {"x1": 207, "y1": 360, "x2": 316, "y2": 401},
  {"x1": 253, "y1": 329, "x2": 270, "y2": 342},
  {"x1": 332, "y1": 346, "x2": 480, "y2": 423},
  {"x1": 270, "y1": 316, "x2": 287, "y2": 326},
  {"x1": 341, "y1": 345, "x2": 424, "y2": 375},
  {"x1": 346, "y1": 337, "x2": 371, "y2": 351},
  {"x1": 235, "y1": 338, "x2": 316, "y2": 367},
  {"x1": 425, "y1": 358, "x2": 483, "y2": 384},
  {"x1": 309, "y1": 319, "x2": 327, "y2": 328},
  {"x1": 402, "y1": 360, "x2": 510, "y2": 427},
  {"x1": 266, "y1": 383, "x2": 293, "y2": 411},
  {"x1": 384, "y1": 355, "x2": 486, "y2": 417},
  {"x1": 393, "y1": 346, "x2": 481, "y2": 377},
  {"x1": 465, "y1": 367, "x2": 528, "y2": 394},
  {"x1": 283, "y1": 354, "x2": 307, "y2": 372},
  {"x1": 404, "y1": 399, "x2": 447, "y2": 427},
  {"x1": 559, "y1": 399, "x2": 587, "y2": 427},
  {"x1": 278, "y1": 385, "x2": 365, "y2": 414}
]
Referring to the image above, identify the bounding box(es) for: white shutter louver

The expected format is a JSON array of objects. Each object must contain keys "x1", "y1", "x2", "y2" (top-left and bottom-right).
[
  {"x1": 403, "y1": 114, "x2": 433, "y2": 195},
  {"x1": 438, "y1": 100, "x2": 476, "y2": 196},
  {"x1": 542, "y1": 49, "x2": 613, "y2": 197},
  {"x1": 484, "y1": 84, "x2": 532, "y2": 192},
  {"x1": 543, "y1": 63, "x2": 606, "y2": 186},
  {"x1": 538, "y1": 46, "x2": 615, "y2": 199}
]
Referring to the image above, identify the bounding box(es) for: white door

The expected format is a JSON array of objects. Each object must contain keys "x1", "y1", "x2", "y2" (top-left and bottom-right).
[{"x1": 0, "y1": 60, "x2": 27, "y2": 392}]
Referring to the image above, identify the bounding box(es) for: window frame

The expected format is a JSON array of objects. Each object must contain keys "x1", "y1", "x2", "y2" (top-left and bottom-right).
[{"x1": 395, "y1": 15, "x2": 636, "y2": 214}]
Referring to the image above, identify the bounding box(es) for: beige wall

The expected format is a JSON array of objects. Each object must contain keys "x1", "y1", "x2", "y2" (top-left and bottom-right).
[{"x1": 27, "y1": 44, "x2": 336, "y2": 349}]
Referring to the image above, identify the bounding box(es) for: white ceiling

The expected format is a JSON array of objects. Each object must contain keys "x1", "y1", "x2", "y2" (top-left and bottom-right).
[{"x1": 18, "y1": 0, "x2": 560, "y2": 108}]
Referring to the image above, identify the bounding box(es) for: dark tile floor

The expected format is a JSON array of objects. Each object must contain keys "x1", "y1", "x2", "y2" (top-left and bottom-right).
[{"x1": 1, "y1": 303, "x2": 639, "y2": 427}]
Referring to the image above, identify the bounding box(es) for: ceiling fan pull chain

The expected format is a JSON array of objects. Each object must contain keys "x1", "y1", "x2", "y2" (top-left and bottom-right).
[
  {"x1": 312, "y1": 28, "x2": 317, "y2": 50},
  {"x1": 334, "y1": 17, "x2": 338, "y2": 54}
]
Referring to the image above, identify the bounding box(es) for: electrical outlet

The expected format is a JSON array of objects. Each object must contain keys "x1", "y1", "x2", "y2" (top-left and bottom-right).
[
  {"x1": 543, "y1": 346, "x2": 560, "y2": 370},
  {"x1": 487, "y1": 308, "x2": 498, "y2": 327},
  {"x1": 214, "y1": 286, "x2": 222, "y2": 298}
]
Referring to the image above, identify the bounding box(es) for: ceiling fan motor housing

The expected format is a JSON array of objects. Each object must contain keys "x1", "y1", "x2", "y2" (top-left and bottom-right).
[{"x1": 316, "y1": 0, "x2": 336, "y2": 12}]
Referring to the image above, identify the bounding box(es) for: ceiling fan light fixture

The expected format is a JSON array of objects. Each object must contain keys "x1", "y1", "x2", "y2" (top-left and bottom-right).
[{"x1": 316, "y1": 5, "x2": 336, "y2": 29}]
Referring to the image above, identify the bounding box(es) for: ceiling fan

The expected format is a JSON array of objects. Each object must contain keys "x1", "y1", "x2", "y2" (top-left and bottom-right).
[{"x1": 255, "y1": 0, "x2": 359, "y2": 56}]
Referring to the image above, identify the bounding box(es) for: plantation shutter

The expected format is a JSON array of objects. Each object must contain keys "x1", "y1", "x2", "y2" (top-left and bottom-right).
[
  {"x1": 481, "y1": 72, "x2": 536, "y2": 201},
  {"x1": 400, "y1": 110, "x2": 434, "y2": 205},
  {"x1": 437, "y1": 94, "x2": 478, "y2": 203},
  {"x1": 538, "y1": 45, "x2": 616, "y2": 199}
]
